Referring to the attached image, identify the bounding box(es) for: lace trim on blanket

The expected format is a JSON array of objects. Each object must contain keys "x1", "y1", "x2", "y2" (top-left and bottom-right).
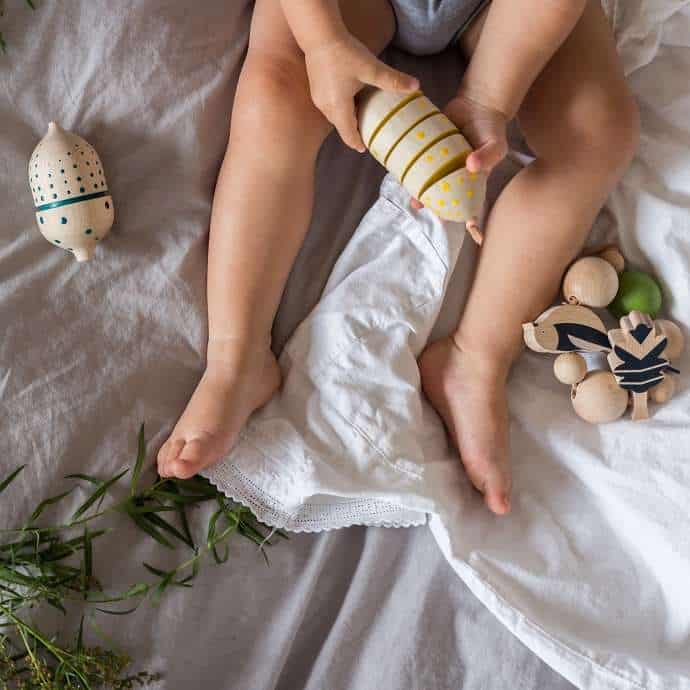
[{"x1": 203, "y1": 460, "x2": 427, "y2": 533}]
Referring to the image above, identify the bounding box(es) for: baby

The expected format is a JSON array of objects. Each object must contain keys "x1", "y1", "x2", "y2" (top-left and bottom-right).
[{"x1": 157, "y1": 0, "x2": 638, "y2": 516}]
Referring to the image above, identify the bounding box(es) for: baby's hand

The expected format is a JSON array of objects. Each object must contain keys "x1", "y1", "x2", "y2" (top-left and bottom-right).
[
  {"x1": 444, "y1": 92, "x2": 509, "y2": 174},
  {"x1": 305, "y1": 34, "x2": 419, "y2": 152},
  {"x1": 410, "y1": 92, "x2": 508, "y2": 213}
]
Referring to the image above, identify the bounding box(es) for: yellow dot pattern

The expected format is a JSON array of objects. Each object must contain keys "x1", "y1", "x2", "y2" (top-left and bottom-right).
[
  {"x1": 419, "y1": 167, "x2": 487, "y2": 226},
  {"x1": 401, "y1": 133, "x2": 471, "y2": 198},
  {"x1": 416, "y1": 131, "x2": 426, "y2": 140}
]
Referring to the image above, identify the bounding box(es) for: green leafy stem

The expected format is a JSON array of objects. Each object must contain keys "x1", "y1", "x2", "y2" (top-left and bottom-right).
[{"x1": 0, "y1": 424, "x2": 285, "y2": 689}]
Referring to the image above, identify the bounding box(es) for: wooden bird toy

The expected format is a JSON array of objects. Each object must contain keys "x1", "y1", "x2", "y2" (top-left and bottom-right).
[
  {"x1": 29, "y1": 122, "x2": 114, "y2": 262},
  {"x1": 522, "y1": 304, "x2": 611, "y2": 354},
  {"x1": 357, "y1": 88, "x2": 486, "y2": 244},
  {"x1": 607, "y1": 311, "x2": 675, "y2": 421}
]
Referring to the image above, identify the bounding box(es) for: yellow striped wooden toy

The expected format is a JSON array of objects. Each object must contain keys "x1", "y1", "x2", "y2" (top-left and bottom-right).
[{"x1": 357, "y1": 87, "x2": 486, "y2": 244}]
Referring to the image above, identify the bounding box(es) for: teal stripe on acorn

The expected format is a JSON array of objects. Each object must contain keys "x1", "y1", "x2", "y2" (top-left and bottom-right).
[{"x1": 29, "y1": 122, "x2": 114, "y2": 262}]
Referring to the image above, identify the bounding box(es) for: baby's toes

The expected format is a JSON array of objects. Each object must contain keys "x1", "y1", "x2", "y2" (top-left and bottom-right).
[
  {"x1": 168, "y1": 438, "x2": 217, "y2": 479},
  {"x1": 157, "y1": 438, "x2": 185, "y2": 477},
  {"x1": 462, "y1": 449, "x2": 512, "y2": 515},
  {"x1": 483, "y1": 473, "x2": 512, "y2": 515}
]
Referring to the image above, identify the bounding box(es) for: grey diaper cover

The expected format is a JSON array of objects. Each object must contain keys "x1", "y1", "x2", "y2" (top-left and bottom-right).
[{"x1": 390, "y1": 0, "x2": 490, "y2": 55}]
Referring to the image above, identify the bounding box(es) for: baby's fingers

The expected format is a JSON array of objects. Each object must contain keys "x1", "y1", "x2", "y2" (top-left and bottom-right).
[
  {"x1": 467, "y1": 139, "x2": 507, "y2": 174},
  {"x1": 364, "y1": 59, "x2": 419, "y2": 94},
  {"x1": 332, "y1": 104, "x2": 366, "y2": 152},
  {"x1": 410, "y1": 198, "x2": 424, "y2": 210}
]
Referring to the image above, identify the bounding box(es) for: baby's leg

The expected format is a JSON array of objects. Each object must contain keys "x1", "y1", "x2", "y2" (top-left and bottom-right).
[
  {"x1": 158, "y1": 0, "x2": 396, "y2": 479},
  {"x1": 420, "y1": 1, "x2": 639, "y2": 514}
]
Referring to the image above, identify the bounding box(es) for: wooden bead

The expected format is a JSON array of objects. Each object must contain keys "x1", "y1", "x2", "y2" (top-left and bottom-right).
[
  {"x1": 562, "y1": 257, "x2": 619, "y2": 308},
  {"x1": 655, "y1": 319, "x2": 685, "y2": 361},
  {"x1": 571, "y1": 371, "x2": 628, "y2": 424},
  {"x1": 554, "y1": 353, "x2": 587, "y2": 385},
  {"x1": 597, "y1": 246, "x2": 625, "y2": 273},
  {"x1": 649, "y1": 376, "x2": 676, "y2": 404}
]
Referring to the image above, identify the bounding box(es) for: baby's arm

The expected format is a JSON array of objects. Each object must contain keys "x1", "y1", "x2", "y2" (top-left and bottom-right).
[
  {"x1": 446, "y1": 0, "x2": 587, "y2": 174},
  {"x1": 281, "y1": 0, "x2": 418, "y2": 151}
]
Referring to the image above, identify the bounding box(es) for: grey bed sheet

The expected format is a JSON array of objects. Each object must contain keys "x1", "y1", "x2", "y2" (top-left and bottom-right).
[{"x1": 0, "y1": 1, "x2": 573, "y2": 688}]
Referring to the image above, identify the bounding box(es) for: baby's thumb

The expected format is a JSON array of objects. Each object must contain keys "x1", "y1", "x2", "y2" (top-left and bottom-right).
[
  {"x1": 366, "y1": 60, "x2": 419, "y2": 93},
  {"x1": 467, "y1": 139, "x2": 507, "y2": 174}
]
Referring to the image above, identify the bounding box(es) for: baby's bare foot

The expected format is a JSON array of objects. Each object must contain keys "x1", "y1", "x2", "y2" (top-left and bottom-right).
[
  {"x1": 419, "y1": 336, "x2": 511, "y2": 515},
  {"x1": 157, "y1": 342, "x2": 281, "y2": 479}
]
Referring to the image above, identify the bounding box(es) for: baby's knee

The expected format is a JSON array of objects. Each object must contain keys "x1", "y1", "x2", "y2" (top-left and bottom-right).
[
  {"x1": 239, "y1": 53, "x2": 331, "y2": 142},
  {"x1": 564, "y1": 89, "x2": 640, "y2": 172}
]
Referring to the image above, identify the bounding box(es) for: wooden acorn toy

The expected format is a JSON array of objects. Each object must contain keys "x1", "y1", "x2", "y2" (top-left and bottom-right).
[
  {"x1": 28, "y1": 122, "x2": 114, "y2": 262},
  {"x1": 357, "y1": 88, "x2": 486, "y2": 245}
]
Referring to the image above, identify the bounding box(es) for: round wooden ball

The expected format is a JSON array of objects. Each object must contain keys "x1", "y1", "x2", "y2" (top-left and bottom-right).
[
  {"x1": 553, "y1": 353, "x2": 587, "y2": 385},
  {"x1": 655, "y1": 319, "x2": 685, "y2": 361},
  {"x1": 563, "y1": 257, "x2": 619, "y2": 308},
  {"x1": 571, "y1": 371, "x2": 628, "y2": 424},
  {"x1": 597, "y1": 246, "x2": 625, "y2": 273},
  {"x1": 650, "y1": 376, "x2": 676, "y2": 404}
]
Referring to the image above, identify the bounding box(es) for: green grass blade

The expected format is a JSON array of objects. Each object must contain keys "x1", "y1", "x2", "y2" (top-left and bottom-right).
[
  {"x1": 143, "y1": 512, "x2": 194, "y2": 549},
  {"x1": 95, "y1": 605, "x2": 141, "y2": 616},
  {"x1": 76, "y1": 616, "x2": 84, "y2": 653},
  {"x1": 87, "y1": 582, "x2": 149, "y2": 604},
  {"x1": 81, "y1": 526, "x2": 93, "y2": 598},
  {"x1": 166, "y1": 482, "x2": 195, "y2": 548},
  {"x1": 130, "y1": 423, "x2": 147, "y2": 497},
  {"x1": 71, "y1": 468, "x2": 128, "y2": 520},
  {"x1": 122, "y1": 504, "x2": 178, "y2": 515},
  {"x1": 0, "y1": 465, "x2": 25, "y2": 495},
  {"x1": 131, "y1": 515, "x2": 174, "y2": 549},
  {"x1": 29, "y1": 489, "x2": 74, "y2": 522},
  {"x1": 149, "y1": 489, "x2": 215, "y2": 504},
  {"x1": 64, "y1": 473, "x2": 101, "y2": 485},
  {"x1": 169, "y1": 476, "x2": 219, "y2": 496},
  {"x1": 45, "y1": 597, "x2": 67, "y2": 615},
  {"x1": 142, "y1": 562, "x2": 167, "y2": 578}
]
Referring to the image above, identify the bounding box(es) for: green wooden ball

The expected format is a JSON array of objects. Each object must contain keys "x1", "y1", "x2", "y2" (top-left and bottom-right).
[{"x1": 609, "y1": 270, "x2": 663, "y2": 319}]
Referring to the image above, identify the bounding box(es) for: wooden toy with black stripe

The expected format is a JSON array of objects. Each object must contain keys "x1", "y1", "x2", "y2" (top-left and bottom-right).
[
  {"x1": 521, "y1": 246, "x2": 684, "y2": 423},
  {"x1": 357, "y1": 87, "x2": 486, "y2": 245}
]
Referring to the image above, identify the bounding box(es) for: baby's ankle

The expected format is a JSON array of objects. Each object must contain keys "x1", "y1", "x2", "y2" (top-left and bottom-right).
[
  {"x1": 206, "y1": 334, "x2": 272, "y2": 373},
  {"x1": 450, "y1": 332, "x2": 514, "y2": 384}
]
